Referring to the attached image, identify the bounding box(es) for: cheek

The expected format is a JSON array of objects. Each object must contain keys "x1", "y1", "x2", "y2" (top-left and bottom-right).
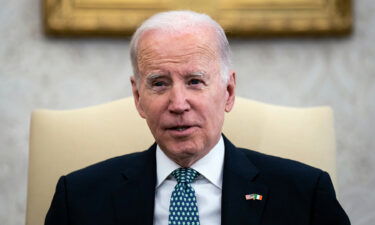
[
  {"x1": 141, "y1": 97, "x2": 166, "y2": 126},
  {"x1": 210, "y1": 87, "x2": 227, "y2": 111},
  {"x1": 200, "y1": 93, "x2": 226, "y2": 126},
  {"x1": 212, "y1": 91, "x2": 227, "y2": 120}
]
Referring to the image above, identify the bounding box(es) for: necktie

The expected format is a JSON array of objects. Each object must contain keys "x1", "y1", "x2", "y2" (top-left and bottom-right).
[{"x1": 168, "y1": 168, "x2": 200, "y2": 225}]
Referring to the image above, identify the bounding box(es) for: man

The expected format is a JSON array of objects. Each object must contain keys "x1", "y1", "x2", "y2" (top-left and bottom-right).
[{"x1": 45, "y1": 10, "x2": 350, "y2": 225}]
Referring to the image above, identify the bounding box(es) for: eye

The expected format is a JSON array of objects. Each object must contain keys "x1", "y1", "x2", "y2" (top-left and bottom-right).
[
  {"x1": 150, "y1": 79, "x2": 170, "y2": 92},
  {"x1": 188, "y1": 79, "x2": 203, "y2": 85},
  {"x1": 153, "y1": 81, "x2": 167, "y2": 87}
]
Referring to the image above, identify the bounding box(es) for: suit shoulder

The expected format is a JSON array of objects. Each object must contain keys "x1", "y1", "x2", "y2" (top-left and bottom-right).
[
  {"x1": 239, "y1": 148, "x2": 322, "y2": 172},
  {"x1": 64, "y1": 149, "x2": 153, "y2": 184},
  {"x1": 238, "y1": 148, "x2": 325, "y2": 185}
]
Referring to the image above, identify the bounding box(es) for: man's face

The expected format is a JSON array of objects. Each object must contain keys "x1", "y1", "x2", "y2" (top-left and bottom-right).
[{"x1": 131, "y1": 28, "x2": 236, "y2": 167}]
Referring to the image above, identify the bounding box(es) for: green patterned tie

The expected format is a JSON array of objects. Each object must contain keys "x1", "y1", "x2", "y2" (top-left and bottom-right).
[{"x1": 168, "y1": 168, "x2": 200, "y2": 225}]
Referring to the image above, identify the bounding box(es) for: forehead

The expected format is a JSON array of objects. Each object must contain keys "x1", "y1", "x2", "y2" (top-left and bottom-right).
[{"x1": 136, "y1": 28, "x2": 220, "y2": 74}]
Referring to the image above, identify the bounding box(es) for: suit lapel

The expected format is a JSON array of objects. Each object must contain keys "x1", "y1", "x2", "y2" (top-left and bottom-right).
[
  {"x1": 221, "y1": 136, "x2": 268, "y2": 225},
  {"x1": 110, "y1": 138, "x2": 268, "y2": 225},
  {"x1": 112, "y1": 144, "x2": 157, "y2": 225}
]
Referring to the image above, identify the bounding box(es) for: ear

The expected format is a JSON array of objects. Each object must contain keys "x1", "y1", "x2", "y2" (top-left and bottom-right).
[
  {"x1": 224, "y1": 71, "x2": 236, "y2": 112},
  {"x1": 131, "y1": 76, "x2": 146, "y2": 118}
]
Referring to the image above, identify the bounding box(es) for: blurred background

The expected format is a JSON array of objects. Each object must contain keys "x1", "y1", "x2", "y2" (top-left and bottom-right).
[{"x1": 0, "y1": 0, "x2": 374, "y2": 224}]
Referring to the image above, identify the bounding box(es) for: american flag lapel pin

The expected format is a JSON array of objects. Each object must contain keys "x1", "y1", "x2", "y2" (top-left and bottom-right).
[{"x1": 245, "y1": 193, "x2": 263, "y2": 201}]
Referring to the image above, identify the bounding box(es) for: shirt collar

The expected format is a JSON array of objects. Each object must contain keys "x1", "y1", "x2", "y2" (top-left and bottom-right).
[{"x1": 156, "y1": 135, "x2": 225, "y2": 189}]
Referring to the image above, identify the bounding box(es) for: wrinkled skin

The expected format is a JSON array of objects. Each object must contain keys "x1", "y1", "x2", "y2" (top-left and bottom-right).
[{"x1": 131, "y1": 27, "x2": 236, "y2": 167}]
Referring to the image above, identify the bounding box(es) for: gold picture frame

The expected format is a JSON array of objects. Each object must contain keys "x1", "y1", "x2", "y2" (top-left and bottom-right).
[{"x1": 44, "y1": 0, "x2": 352, "y2": 37}]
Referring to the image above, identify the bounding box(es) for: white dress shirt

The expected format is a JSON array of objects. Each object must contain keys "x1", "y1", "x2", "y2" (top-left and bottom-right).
[{"x1": 153, "y1": 136, "x2": 225, "y2": 225}]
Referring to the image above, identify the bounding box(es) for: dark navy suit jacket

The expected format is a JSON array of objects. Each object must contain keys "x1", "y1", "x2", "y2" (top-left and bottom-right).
[{"x1": 45, "y1": 136, "x2": 350, "y2": 225}]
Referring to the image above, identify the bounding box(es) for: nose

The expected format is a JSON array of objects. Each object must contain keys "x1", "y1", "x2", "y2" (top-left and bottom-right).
[{"x1": 168, "y1": 85, "x2": 190, "y2": 114}]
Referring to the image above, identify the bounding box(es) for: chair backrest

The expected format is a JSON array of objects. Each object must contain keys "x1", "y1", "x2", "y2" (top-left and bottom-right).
[{"x1": 26, "y1": 96, "x2": 336, "y2": 225}]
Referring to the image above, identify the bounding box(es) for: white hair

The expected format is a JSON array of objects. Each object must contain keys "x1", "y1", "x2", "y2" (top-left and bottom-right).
[{"x1": 129, "y1": 10, "x2": 232, "y2": 83}]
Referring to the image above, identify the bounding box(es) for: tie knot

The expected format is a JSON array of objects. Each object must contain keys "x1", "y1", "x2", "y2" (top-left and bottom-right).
[{"x1": 172, "y1": 168, "x2": 199, "y2": 184}]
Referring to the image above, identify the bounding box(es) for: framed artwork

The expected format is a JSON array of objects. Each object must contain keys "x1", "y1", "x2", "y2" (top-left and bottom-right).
[{"x1": 44, "y1": 0, "x2": 352, "y2": 37}]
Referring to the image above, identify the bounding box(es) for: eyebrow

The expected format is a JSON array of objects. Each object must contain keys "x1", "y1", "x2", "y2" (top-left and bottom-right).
[
  {"x1": 145, "y1": 71, "x2": 207, "y2": 82},
  {"x1": 145, "y1": 74, "x2": 167, "y2": 82},
  {"x1": 189, "y1": 71, "x2": 206, "y2": 77}
]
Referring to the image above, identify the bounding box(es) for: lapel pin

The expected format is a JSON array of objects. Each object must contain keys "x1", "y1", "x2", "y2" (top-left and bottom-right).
[{"x1": 245, "y1": 193, "x2": 263, "y2": 201}]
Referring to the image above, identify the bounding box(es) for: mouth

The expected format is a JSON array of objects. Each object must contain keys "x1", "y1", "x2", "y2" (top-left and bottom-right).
[
  {"x1": 164, "y1": 124, "x2": 198, "y2": 137},
  {"x1": 168, "y1": 126, "x2": 192, "y2": 131}
]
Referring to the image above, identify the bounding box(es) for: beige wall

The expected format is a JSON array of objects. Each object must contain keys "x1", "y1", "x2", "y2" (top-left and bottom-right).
[{"x1": 1, "y1": 1, "x2": 374, "y2": 224}]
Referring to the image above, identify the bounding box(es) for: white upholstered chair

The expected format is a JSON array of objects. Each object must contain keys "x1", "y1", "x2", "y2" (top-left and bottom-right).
[{"x1": 26, "y1": 96, "x2": 337, "y2": 225}]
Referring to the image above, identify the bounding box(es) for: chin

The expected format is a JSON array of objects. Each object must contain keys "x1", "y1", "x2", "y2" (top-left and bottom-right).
[
  {"x1": 168, "y1": 141, "x2": 201, "y2": 155},
  {"x1": 161, "y1": 139, "x2": 204, "y2": 159}
]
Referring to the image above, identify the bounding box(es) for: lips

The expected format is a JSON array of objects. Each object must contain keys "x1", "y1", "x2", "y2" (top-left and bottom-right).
[
  {"x1": 168, "y1": 126, "x2": 192, "y2": 131},
  {"x1": 164, "y1": 124, "x2": 199, "y2": 136}
]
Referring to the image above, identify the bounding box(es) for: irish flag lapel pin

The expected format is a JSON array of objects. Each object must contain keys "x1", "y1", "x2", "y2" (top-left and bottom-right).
[{"x1": 245, "y1": 193, "x2": 263, "y2": 201}]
